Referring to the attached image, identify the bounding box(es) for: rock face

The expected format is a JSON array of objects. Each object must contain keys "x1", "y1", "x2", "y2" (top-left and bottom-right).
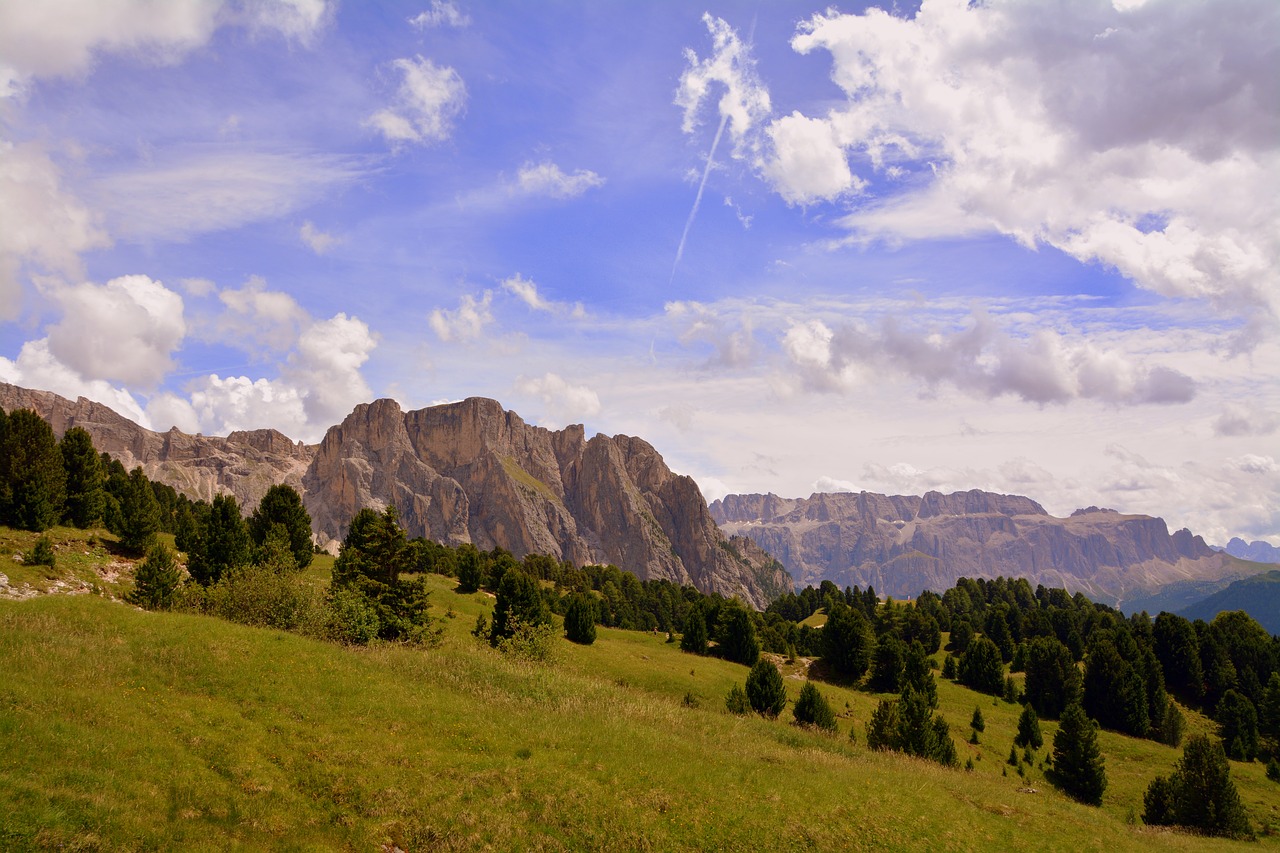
[
  {"x1": 0, "y1": 382, "x2": 314, "y2": 512},
  {"x1": 303, "y1": 397, "x2": 791, "y2": 608},
  {"x1": 1219, "y1": 537, "x2": 1280, "y2": 565},
  {"x1": 711, "y1": 490, "x2": 1251, "y2": 607},
  {"x1": 0, "y1": 383, "x2": 789, "y2": 608}
]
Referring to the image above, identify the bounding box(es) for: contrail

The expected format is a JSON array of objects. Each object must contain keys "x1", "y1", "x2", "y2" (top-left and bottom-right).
[{"x1": 671, "y1": 108, "x2": 729, "y2": 284}]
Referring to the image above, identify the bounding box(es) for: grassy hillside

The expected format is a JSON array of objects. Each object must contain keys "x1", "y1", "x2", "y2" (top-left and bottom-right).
[{"x1": 2, "y1": 531, "x2": 1279, "y2": 850}]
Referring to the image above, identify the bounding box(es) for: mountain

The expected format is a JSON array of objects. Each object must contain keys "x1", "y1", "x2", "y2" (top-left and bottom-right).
[
  {"x1": 1217, "y1": 537, "x2": 1280, "y2": 564},
  {"x1": 0, "y1": 383, "x2": 789, "y2": 608},
  {"x1": 1179, "y1": 570, "x2": 1280, "y2": 634},
  {"x1": 710, "y1": 490, "x2": 1252, "y2": 606}
]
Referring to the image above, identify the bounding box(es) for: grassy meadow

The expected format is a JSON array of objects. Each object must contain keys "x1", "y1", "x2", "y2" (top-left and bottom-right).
[{"x1": 1, "y1": 527, "x2": 1279, "y2": 850}]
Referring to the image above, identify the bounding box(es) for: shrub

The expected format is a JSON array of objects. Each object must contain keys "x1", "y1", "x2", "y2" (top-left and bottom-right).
[
  {"x1": 792, "y1": 682, "x2": 837, "y2": 732},
  {"x1": 26, "y1": 535, "x2": 55, "y2": 569},
  {"x1": 495, "y1": 616, "x2": 558, "y2": 663},
  {"x1": 745, "y1": 659, "x2": 786, "y2": 718},
  {"x1": 725, "y1": 683, "x2": 751, "y2": 715}
]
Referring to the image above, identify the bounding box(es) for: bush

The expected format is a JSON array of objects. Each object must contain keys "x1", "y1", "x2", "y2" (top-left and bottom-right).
[
  {"x1": 746, "y1": 658, "x2": 786, "y2": 718},
  {"x1": 194, "y1": 563, "x2": 325, "y2": 632},
  {"x1": 725, "y1": 683, "x2": 751, "y2": 715},
  {"x1": 495, "y1": 616, "x2": 558, "y2": 663},
  {"x1": 26, "y1": 535, "x2": 55, "y2": 569},
  {"x1": 324, "y1": 586, "x2": 382, "y2": 644},
  {"x1": 792, "y1": 682, "x2": 837, "y2": 731}
]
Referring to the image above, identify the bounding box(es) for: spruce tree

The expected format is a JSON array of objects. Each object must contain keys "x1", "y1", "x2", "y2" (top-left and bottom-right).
[
  {"x1": 1260, "y1": 672, "x2": 1280, "y2": 746},
  {"x1": 188, "y1": 494, "x2": 251, "y2": 584},
  {"x1": 725, "y1": 683, "x2": 750, "y2": 715},
  {"x1": 959, "y1": 636, "x2": 1005, "y2": 696},
  {"x1": 792, "y1": 681, "x2": 837, "y2": 731},
  {"x1": 489, "y1": 569, "x2": 549, "y2": 645},
  {"x1": 1015, "y1": 704, "x2": 1043, "y2": 750},
  {"x1": 680, "y1": 606, "x2": 709, "y2": 655},
  {"x1": 1217, "y1": 689, "x2": 1259, "y2": 762},
  {"x1": 0, "y1": 409, "x2": 66, "y2": 532},
  {"x1": 1144, "y1": 735, "x2": 1253, "y2": 839},
  {"x1": 745, "y1": 658, "x2": 786, "y2": 718},
  {"x1": 971, "y1": 706, "x2": 985, "y2": 733},
  {"x1": 59, "y1": 427, "x2": 104, "y2": 529},
  {"x1": 564, "y1": 592, "x2": 597, "y2": 645},
  {"x1": 247, "y1": 484, "x2": 313, "y2": 569},
  {"x1": 127, "y1": 543, "x2": 181, "y2": 610},
  {"x1": 822, "y1": 601, "x2": 875, "y2": 680},
  {"x1": 716, "y1": 600, "x2": 761, "y2": 666},
  {"x1": 1051, "y1": 701, "x2": 1106, "y2": 806},
  {"x1": 455, "y1": 544, "x2": 483, "y2": 593},
  {"x1": 116, "y1": 467, "x2": 161, "y2": 555},
  {"x1": 870, "y1": 634, "x2": 906, "y2": 693}
]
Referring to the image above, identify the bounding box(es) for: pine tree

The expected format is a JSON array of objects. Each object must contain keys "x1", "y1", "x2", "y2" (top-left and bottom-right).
[
  {"x1": 455, "y1": 544, "x2": 483, "y2": 593},
  {"x1": 127, "y1": 543, "x2": 181, "y2": 610},
  {"x1": 116, "y1": 467, "x2": 160, "y2": 555},
  {"x1": 821, "y1": 601, "x2": 875, "y2": 680},
  {"x1": 870, "y1": 634, "x2": 906, "y2": 693},
  {"x1": 247, "y1": 484, "x2": 313, "y2": 569},
  {"x1": 971, "y1": 706, "x2": 985, "y2": 733},
  {"x1": 564, "y1": 592, "x2": 597, "y2": 645},
  {"x1": 745, "y1": 658, "x2": 786, "y2": 718},
  {"x1": 1217, "y1": 689, "x2": 1259, "y2": 761},
  {"x1": 716, "y1": 600, "x2": 761, "y2": 666},
  {"x1": 680, "y1": 606, "x2": 709, "y2": 655},
  {"x1": 0, "y1": 409, "x2": 66, "y2": 532},
  {"x1": 1260, "y1": 672, "x2": 1280, "y2": 746},
  {"x1": 188, "y1": 494, "x2": 251, "y2": 585},
  {"x1": 1015, "y1": 704, "x2": 1043, "y2": 750},
  {"x1": 490, "y1": 569, "x2": 549, "y2": 645},
  {"x1": 942, "y1": 654, "x2": 958, "y2": 680},
  {"x1": 959, "y1": 637, "x2": 1005, "y2": 696},
  {"x1": 1144, "y1": 735, "x2": 1253, "y2": 839},
  {"x1": 792, "y1": 681, "x2": 837, "y2": 731},
  {"x1": 59, "y1": 427, "x2": 103, "y2": 529},
  {"x1": 725, "y1": 683, "x2": 751, "y2": 715},
  {"x1": 1051, "y1": 701, "x2": 1106, "y2": 806}
]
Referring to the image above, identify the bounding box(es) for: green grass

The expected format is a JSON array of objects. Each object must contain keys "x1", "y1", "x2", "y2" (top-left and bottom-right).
[{"x1": 1, "y1": 569, "x2": 1278, "y2": 850}]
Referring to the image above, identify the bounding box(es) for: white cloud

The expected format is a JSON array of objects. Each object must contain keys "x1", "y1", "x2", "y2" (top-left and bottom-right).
[
  {"x1": 1213, "y1": 404, "x2": 1279, "y2": 438},
  {"x1": 516, "y1": 372, "x2": 601, "y2": 425},
  {"x1": 144, "y1": 392, "x2": 201, "y2": 433},
  {"x1": 93, "y1": 150, "x2": 362, "y2": 242},
  {"x1": 186, "y1": 374, "x2": 309, "y2": 438},
  {"x1": 299, "y1": 220, "x2": 339, "y2": 254},
  {"x1": 428, "y1": 291, "x2": 493, "y2": 342},
  {"x1": 0, "y1": 141, "x2": 109, "y2": 319},
  {"x1": 213, "y1": 275, "x2": 311, "y2": 354},
  {"x1": 409, "y1": 1, "x2": 470, "y2": 30},
  {"x1": 501, "y1": 273, "x2": 584, "y2": 319},
  {"x1": 367, "y1": 55, "x2": 466, "y2": 146},
  {"x1": 289, "y1": 312, "x2": 376, "y2": 425},
  {"x1": 676, "y1": 13, "x2": 772, "y2": 158},
  {"x1": 516, "y1": 161, "x2": 605, "y2": 199},
  {"x1": 765, "y1": 2, "x2": 1280, "y2": 329},
  {"x1": 46, "y1": 274, "x2": 185, "y2": 387},
  {"x1": 0, "y1": 338, "x2": 149, "y2": 425},
  {"x1": 665, "y1": 300, "x2": 759, "y2": 369},
  {"x1": 247, "y1": 0, "x2": 332, "y2": 44}
]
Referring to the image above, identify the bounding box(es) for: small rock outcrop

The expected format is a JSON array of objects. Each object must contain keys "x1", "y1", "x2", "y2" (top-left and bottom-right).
[{"x1": 711, "y1": 490, "x2": 1247, "y2": 606}]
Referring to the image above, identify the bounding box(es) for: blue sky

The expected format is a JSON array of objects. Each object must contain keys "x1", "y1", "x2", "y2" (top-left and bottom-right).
[{"x1": 1, "y1": 0, "x2": 1277, "y2": 546}]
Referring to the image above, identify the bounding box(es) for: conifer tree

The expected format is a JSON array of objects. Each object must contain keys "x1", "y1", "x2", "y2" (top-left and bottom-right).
[
  {"x1": 116, "y1": 467, "x2": 161, "y2": 555},
  {"x1": 822, "y1": 601, "x2": 875, "y2": 680},
  {"x1": 725, "y1": 683, "x2": 750, "y2": 715},
  {"x1": 489, "y1": 568, "x2": 550, "y2": 645},
  {"x1": 1015, "y1": 704, "x2": 1043, "y2": 750},
  {"x1": 1260, "y1": 672, "x2": 1280, "y2": 746},
  {"x1": 792, "y1": 681, "x2": 837, "y2": 731},
  {"x1": 971, "y1": 706, "x2": 985, "y2": 733},
  {"x1": 0, "y1": 409, "x2": 66, "y2": 532},
  {"x1": 59, "y1": 427, "x2": 103, "y2": 529},
  {"x1": 959, "y1": 636, "x2": 1005, "y2": 696},
  {"x1": 127, "y1": 543, "x2": 181, "y2": 610},
  {"x1": 680, "y1": 606, "x2": 709, "y2": 655},
  {"x1": 716, "y1": 600, "x2": 761, "y2": 666},
  {"x1": 745, "y1": 658, "x2": 786, "y2": 718},
  {"x1": 1051, "y1": 701, "x2": 1106, "y2": 806},
  {"x1": 564, "y1": 592, "x2": 597, "y2": 645},
  {"x1": 1144, "y1": 735, "x2": 1253, "y2": 839},
  {"x1": 247, "y1": 484, "x2": 313, "y2": 569},
  {"x1": 1217, "y1": 689, "x2": 1260, "y2": 761},
  {"x1": 455, "y1": 544, "x2": 483, "y2": 593},
  {"x1": 188, "y1": 494, "x2": 251, "y2": 584}
]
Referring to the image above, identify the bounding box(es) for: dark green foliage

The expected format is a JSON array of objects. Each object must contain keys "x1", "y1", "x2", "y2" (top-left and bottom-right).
[
  {"x1": 564, "y1": 593, "x2": 597, "y2": 645},
  {"x1": 822, "y1": 602, "x2": 875, "y2": 680},
  {"x1": 716, "y1": 600, "x2": 760, "y2": 666},
  {"x1": 902, "y1": 640, "x2": 937, "y2": 709},
  {"x1": 745, "y1": 658, "x2": 786, "y2": 718},
  {"x1": 870, "y1": 634, "x2": 906, "y2": 693},
  {"x1": 1143, "y1": 735, "x2": 1253, "y2": 839},
  {"x1": 455, "y1": 544, "x2": 483, "y2": 593},
  {"x1": 1153, "y1": 612, "x2": 1203, "y2": 704},
  {"x1": 187, "y1": 494, "x2": 251, "y2": 585},
  {"x1": 725, "y1": 683, "x2": 751, "y2": 715},
  {"x1": 986, "y1": 606, "x2": 1015, "y2": 662},
  {"x1": 126, "y1": 544, "x2": 181, "y2": 610},
  {"x1": 247, "y1": 484, "x2": 313, "y2": 569},
  {"x1": 680, "y1": 606, "x2": 709, "y2": 655},
  {"x1": 792, "y1": 682, "x2": 837, "y2": 731},
  {"x1": 26, "y1": 535, "x2": 55, "y2": 568},
  {"x1": 971, "y1": 706, "x2": 985, "y2": 732},
  {"x1": 1023, "y1": 636, "x2": 1079, "y2": 719},
  {"x1": 1050, "y1": 701, "x2": 1106, "y2": 806},
  {"x1": 0, "y1": 409, "x2": 66, "y2": 531},
  {"x1": 59, "y1": 427, "x2": 103, "y2": 529},
  {"x1": 1083, "y1": 633, "x2": 1150, "y2": 738},
  {"x1": 941, "y1": 654, "x2": 958, "y2": 680},
  {"x1": 1217, "y1": 689, "x2": 1259, "y2": 761},
  {"x1": 1159, "y1": 701, "x2": 1186, "y2": 748},
  {"x1": 1266, "y1": 758, "x2": 1279, "y2": 783},
  {"x1": 330, "y1": 506, "x2": 436, "y2": 643},
  {"x1": 1015, "y1": 704, "x2": 1043, "y2": 750},
  {"x1": 1261, "y1": 672, "x2": 1280, "y2": 745},
  {"x1": 959, "y1": 637, "x2": 1005, "y2": 696},
  {"x1": 948, "y1": 619, "x2": 974, "y2": 654},
  {"x1": 115, "y1": 467, "x2": 161, "y2": 555},
  {"x1": 490, "y1": 569, "x2": 550, "y2": 645},
  {"x1": 1003, "y1": 675, "x2": 1019, "y2": 704},
  {"x1": 866, "y1": 686, "x2": 957, "y2": 767}
]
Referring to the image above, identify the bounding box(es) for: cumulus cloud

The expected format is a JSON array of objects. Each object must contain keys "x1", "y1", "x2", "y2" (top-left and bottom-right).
[
  {"x1": 0, "y1": 338, "x2": 149, "y2": 425},
  {"x1": 778, "y1": 312, "x2": 1196, "y2": 406},
  {"x1": 516, "y1": 161, "x2": 605, "y2": 199},
  {"x1": 1213, "y1": 404, "x2": 1279, "y2": 438},
  {"x1": 516, "y1": 372, "x2": 601, "y2": 425},
  {"x1": 287, "y1": 312, "x2": 376, "y2": 425},
  {"x1": 765, "y1": 2, "x2": 1280, "y2": 327},
  {"x1": 367, "y1": 55, "x2": 466, "y2": 146},
  {"x1": 409, "y1": 1, "x2": 470, "y2": 30},
  {"x1": 46, "y1": 274, "x2": 185, "y2": 387},
  {"x1": 428, "y1": 291, "x2": 493, "y2": 342},
  {"x1": 0, "y1": 141, "x2": 109, "y2": 319},
  {"x1": 299, "y1": 221, "x2": 339, "y2": 254},
  {"x1": 213, "y1": 275, "x2": 311, "y2": 354}
]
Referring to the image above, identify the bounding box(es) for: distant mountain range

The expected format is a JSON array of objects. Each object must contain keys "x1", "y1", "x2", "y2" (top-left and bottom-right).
[
  {"x1": 711, "y1": 491, "x2": 1257, "y2": 607},
  {"x1": 1178, "y1": 570, "x2": 1280, "y2": 634},
  {"x1": 1216, "y1": 537, "x2": 1280, "y2": 564},
  {"x1": 0, "y1": 383, "x2": 789, "y2": 609}
]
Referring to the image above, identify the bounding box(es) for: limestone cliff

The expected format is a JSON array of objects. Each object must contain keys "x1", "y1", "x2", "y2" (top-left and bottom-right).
[
  {"x1": 710, "y1": 490, "x2": 1250, "y2": 607},
  {"x1": 304, "y1": 397, "x2": 791, "y2": 608},
  {"x1": 0, "y1": 382, "x2": 314, "y2": 512}
]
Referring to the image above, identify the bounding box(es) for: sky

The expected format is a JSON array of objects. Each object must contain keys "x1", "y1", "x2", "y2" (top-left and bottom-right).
[{"x1": 0, "y1": 0, "x2": 1277, "y2": 547}]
